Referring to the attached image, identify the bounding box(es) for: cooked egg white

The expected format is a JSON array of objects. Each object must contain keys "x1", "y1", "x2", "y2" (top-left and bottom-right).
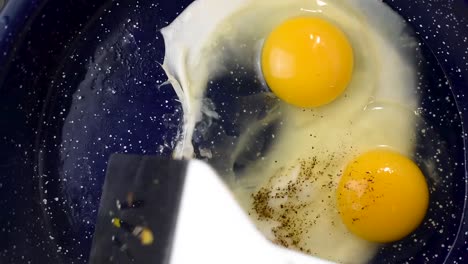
[{"x1": 161, "y1": 0, "x2": 420, "y2": 263}]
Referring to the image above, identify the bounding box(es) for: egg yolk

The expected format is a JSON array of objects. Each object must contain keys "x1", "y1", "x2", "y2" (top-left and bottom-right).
[
  {"x1": 336, "y1": 149, "x2": 429, "y2": 243},
  {"x1": 261, "y1": 16, "x2": 354, "y2": 108}
]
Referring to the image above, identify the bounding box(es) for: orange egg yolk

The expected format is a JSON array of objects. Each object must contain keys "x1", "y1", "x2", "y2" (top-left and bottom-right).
[
  {"x1": 336, "y1": 149, "x2": 429, "y2": 243},
  {"x1": 261, "y1": 16, "x2": 354, "y2": 108}
]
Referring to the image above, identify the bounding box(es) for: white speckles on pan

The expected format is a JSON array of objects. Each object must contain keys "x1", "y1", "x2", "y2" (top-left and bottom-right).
[
  {"x1": 374, "y1": 1, "x2": 468, "y2": 263},
  {"x1": 20, "y1": 5, "x2": 185, "y2": 261}
]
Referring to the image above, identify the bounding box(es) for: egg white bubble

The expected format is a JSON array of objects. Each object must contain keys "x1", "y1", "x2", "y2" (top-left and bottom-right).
[{"x1": 161, "y1": 0, "x2": 420, "y2": 262}]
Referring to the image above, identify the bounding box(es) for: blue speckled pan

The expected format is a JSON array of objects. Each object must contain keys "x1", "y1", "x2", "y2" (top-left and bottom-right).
[{"x1": 0, "y1": 0, "x2": 467, "y2": 263}]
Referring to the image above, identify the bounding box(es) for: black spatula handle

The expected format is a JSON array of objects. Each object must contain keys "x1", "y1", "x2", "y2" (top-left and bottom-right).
[{"x1": 89, "y1": 154, "x2": 188, "y2": 264}]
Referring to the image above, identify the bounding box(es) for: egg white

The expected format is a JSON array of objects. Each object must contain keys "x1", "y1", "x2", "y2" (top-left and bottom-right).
[{"x1": 161, "y1": 0, "x2": 420, "y2": 263}]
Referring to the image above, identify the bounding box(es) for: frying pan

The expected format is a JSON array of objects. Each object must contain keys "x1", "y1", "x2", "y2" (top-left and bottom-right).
[{"x1": 0, "y1": 0, "x2": 467, "y2": 263}]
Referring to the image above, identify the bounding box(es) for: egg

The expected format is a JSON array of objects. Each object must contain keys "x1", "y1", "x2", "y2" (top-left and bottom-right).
[
  {"x1": 262, "y1": 16, "x2": 354, "y2": 107},
  {"x1": 337, "y1": 149, "x2": 429, "y2": 243},
  {"x1": 161, "y1": 0, "x2": 427, "y2": 263}
]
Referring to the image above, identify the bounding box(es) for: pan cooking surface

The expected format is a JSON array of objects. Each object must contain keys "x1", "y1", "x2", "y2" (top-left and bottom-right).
[{"x1": 0, "y1": 0, "x2": 467, "y2": 263}]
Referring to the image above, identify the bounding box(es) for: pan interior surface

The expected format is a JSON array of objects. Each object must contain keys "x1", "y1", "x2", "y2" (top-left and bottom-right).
[{"x1": 0, "y1": 0, "x2": 467, "y2": 263}]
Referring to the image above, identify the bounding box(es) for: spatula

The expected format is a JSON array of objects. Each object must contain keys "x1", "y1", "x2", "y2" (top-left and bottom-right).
[{"x1": 89, "y1": 154, "x2": 333, "y2": 264}]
